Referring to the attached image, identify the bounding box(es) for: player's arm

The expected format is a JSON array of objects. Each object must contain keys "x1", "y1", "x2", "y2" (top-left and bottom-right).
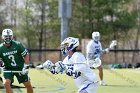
[
  {"x1": 101, "y1": 48, "x2": 109, "y2": 54},
  {"x1": 24, "y1": 53, "x2": 30, "y2": 64},
  {"x1": 21, "y1": 50, "x2": 30, "y2": 75},
  {"x1": 41, "y1": 59, "x2": 81, "y2": 79},
  {"x1": 36, "y1": 60, "x2": 61, "y2": 74},
  {"x1": 19, "y1": 42, "x2": 30, "y2": 65},
  {"x1": 101, "y1": 40, "x2": 117, "y2": 53},
  {"x1": 87, "y1": 53, "x2": 94, "y2": 60},
  {"x1": 66, "y1": 53, "x2": 87, "y2": 79},
  {"x1": 18, "y1": 42, "x2": 30, "y2": 74}
]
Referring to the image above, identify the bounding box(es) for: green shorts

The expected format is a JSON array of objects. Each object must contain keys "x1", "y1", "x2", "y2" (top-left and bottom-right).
[{"x1": 2, "y1": 72, "x2": 30, "y2": 84}]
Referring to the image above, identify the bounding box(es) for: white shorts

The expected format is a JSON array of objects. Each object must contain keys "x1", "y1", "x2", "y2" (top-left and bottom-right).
[{"x1": 78, "y1": 82, "x2": 98, "y2": 93}]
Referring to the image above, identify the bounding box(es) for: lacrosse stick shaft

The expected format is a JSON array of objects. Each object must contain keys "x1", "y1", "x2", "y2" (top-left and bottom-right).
[{"x1": 3, "y1": 71, "x2": 22, "y2": 73}]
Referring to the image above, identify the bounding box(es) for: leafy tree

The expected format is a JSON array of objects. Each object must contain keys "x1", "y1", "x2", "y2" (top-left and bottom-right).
[
  {"x1": 18, "y1": 0, "x2": 60, "y2": 49},
  {"x1": 17, "y1": 0, "x2": 137, "y2": 49},
  {"x1": 0, "y1": 0, "x2": 13, "y2": 38},
  {"x1": 70, "y1": 0, "x2": 137, "y2": 44}
]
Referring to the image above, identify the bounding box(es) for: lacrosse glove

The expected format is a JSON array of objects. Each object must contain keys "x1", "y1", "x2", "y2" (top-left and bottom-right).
[
  {"x1": 66, "y1": 69, "x2": 73, "y2": 76},
  {"x1": 22, "y1": 64, "x2": 29, "y2": 75},
  {"x1": 73, "y1": 71, "x2": 81, "y2": 79}
]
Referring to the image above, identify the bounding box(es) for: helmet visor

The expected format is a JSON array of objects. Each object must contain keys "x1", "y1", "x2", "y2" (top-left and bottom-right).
[{"x1": 3, "y1": 35, "x2": 13, "y2": 43}]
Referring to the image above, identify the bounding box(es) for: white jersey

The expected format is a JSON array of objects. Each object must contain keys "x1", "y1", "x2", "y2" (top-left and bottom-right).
[
  {"x1": 86, "y1": 40, "x2": 102, "y2": 59},
  {"x1": 63, "y1": 52, "x2": 98, "y2": 89}
]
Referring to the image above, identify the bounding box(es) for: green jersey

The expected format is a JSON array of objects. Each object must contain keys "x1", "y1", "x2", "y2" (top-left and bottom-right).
[{"x1": 0, "y1": 40, "x2": 28, "y2": 70}]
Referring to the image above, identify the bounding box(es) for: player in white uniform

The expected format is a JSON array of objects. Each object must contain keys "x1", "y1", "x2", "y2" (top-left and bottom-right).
[
  {"x1": 86, "y1": 32, "x2": 108, "y2": 86},
  {"x1": 86, "y1": 32, "x2": 117, "y2": 86},
  {"x1": 37, "y1": 37, "x2": 98, "y2": 93}
]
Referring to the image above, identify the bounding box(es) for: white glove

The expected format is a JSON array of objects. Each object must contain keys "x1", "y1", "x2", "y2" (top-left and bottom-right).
[
  {"x1": 43, "y1": 60, "x2": 54, "y2": 70},
  {"x1": 109, "y1": 40, "x2": 117, "y2": 49},
  {"x1": 43, "y1": 60, "x2": 57, "y2": 74},
  {"x1": 55, "y1": 61, "x2": 66, "y2": 74},
  {"x1": 22, "y1": 64, "x2": 29, "y2": 75}
]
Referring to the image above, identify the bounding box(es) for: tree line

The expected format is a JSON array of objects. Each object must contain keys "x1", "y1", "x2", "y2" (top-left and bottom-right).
[{"x1": 0, "y1": 0, "x2": 138, "y2": 50}]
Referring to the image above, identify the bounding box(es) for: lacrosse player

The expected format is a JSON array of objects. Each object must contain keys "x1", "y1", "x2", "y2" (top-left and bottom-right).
[
  {"x1": 0, "y1": 29, "x2": 33, "y2": 93},
  {"x1": 86, "y1": 31, "x2": 117, "y2": 86},
  {"x1": 38, "y1": 37, "x2": 98, "y2": 93},
  {"x1": 0, "y1": 60, "x2": 3, "y2": 87}
]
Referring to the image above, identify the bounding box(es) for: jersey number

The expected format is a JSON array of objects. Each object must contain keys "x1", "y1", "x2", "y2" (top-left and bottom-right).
[
  {"x1": 94, "y1": 49, "x2": 100, "y2": 55},
  {"x1": 67, "y1": 64, "x2": 74, "y2": 71},
  {"x1": 8, "y1": 55, "x2": 17, "y2": 66}
]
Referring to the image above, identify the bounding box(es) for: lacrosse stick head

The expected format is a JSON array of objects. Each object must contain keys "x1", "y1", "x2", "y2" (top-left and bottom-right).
[
  {"x1": 88, "y1": 58, "x2": 101, "y2": 68},
  {"x1": 92, "y1": 58, "x2": 101, "y2": 68},
  {"x1": 109, "y1": 40, "x2": 117, "y2": 49}
]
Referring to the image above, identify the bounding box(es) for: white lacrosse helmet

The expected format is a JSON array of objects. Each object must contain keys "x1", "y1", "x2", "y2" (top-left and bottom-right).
[
  {"x1": 61, "y1": 37, "x2": 79, "y2": 55},
  {"x1": 2, "y1": 29, "x2": 13, "y2": 43},
  {"x1": 92, "y1": 32, "x2": 100, "y2": 41}
]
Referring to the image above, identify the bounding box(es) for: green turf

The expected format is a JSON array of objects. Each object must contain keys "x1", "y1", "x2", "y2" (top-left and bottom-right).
[{"x1": 0, "y1": 68, "x2": 140, "y2": 93}]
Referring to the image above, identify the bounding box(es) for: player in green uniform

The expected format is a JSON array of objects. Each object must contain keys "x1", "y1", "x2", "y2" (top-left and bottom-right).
[{"x1": 0, "y1": 29, "x2": 33, "y2": 93}]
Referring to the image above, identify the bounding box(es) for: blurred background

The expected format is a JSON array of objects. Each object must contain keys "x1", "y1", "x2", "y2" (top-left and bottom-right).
[{"x1": 0, "y1": 0, "x2": 140, "y2": 68}]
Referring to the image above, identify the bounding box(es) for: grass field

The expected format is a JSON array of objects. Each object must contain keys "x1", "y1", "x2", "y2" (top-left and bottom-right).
[{"x1": 0, "y1": 68, "x2": 140, "y2": 93}]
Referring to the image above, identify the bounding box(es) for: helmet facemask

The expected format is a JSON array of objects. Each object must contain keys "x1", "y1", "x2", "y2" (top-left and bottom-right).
[
  {"x1": 3, "y1": 35, "x2": 13, "y2": 44},
  {"x1": 61, "y1": 37, "x2": 79, "y2": 55},
  {"x1": 61, "y1": 43, "x2": 69, "y2": 55},
  {"x1": 92, "y1": 32, "x2": 100, "y2": 42},
  {"x1": 2, "y1": 29, "x2": 13, "y2": 44}
]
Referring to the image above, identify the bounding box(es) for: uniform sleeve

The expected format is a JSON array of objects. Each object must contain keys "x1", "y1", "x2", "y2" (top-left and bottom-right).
[
  {"x1": 99, "y1": 42, "x2": 106, "y2": 54},
  {"x1": 87, "y1": 53, "x2": 94, "y2": 60},
  {"x1": 73, "y1": 53, "x2": 86, "y2": 64},
  {"x1": 86, "y1": 41, "x2": 95, "y2": 60},
  {"x1": 72, "y1": 53, "x2": 89, "y2": 73},
  {"x1": 99, "y1": 42, "x2": 103, "y2": 51},
  {"x1": 18, "y1": 42, "x2": 29, "y2": 57},
  {"x1": 86, "y1": 41, "x2": 93, "y2": 54},
  {"x1": 74, "y1": 63, "x2": 87, "y2": 72}
]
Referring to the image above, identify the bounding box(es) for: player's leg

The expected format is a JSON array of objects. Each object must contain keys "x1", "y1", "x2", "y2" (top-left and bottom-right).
[
  {"x1": 15, "y1": 73, "x2": 33, "y2": 93},
  {"x1": 98, "y1": 65, "x2": 103, "y2": 81},
  {"x1": 3, "y1": 79, "x2": 13, "y2": 93},
  {"x1": 23, "y1": 81, "x2": 33, "y2": 93},
  {"x1": 2, "y1": 72, "x2": 14, "y2": 93},
  {"x1": 0, "y1": 76, "x2": 3, "y2": 86},
  {"x1": 97, "y1": 65, "x2": 106, "y2": 86},
  {"x1": 78, "y1": 82, "x2": 98, "y2": 93}
]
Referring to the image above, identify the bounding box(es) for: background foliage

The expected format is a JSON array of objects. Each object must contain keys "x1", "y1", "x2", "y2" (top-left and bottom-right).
[{"x1": 0, "y1": 0, "x2": 138, "y2": 48}]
